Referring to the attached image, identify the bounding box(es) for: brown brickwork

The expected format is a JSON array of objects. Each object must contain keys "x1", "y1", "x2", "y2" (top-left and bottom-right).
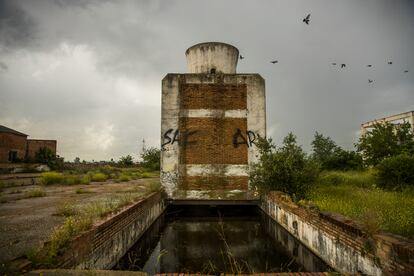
[
  {"x1": 179, "y1": 117, "x2": 248, "y2": 165},
  {"x1": 181, "y1": 83, "x2": 247, "y2": 110},
  {"x1": 0, "y1": 133, "x2": 27, "y2": 162},
  {"x1": 26, "y1": 139, "x2": 57, "y2": 161},
  {"x1": 183, "y1": 176, "x2": 248, "y2": 190}
]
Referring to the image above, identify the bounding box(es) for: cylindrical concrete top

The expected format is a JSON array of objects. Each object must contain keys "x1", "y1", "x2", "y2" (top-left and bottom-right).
[{"x1": 185, "y1": 42, "x2": 239, "y2": 74}]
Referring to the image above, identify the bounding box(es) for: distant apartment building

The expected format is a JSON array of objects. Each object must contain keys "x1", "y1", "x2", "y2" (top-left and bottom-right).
[
  {"x1": 360, "y1": 111, "x2": 414, "y2": 136},
  {"x1": 0, "y1": 125, "x2": 57, "y2": 163}
]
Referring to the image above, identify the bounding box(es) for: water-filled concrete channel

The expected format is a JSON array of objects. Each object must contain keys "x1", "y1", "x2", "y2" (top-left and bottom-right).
[{"x1": 114, "y1": 205, "x2": 331, "y2": 274}]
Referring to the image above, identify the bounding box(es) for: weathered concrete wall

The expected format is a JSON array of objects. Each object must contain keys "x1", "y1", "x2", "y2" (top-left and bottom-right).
[
  {"x1": 261, "y1": 192, "x2": 414, "y2": 275},
  {"x1": 57, "y1": 191, "x2": 167, "y2": 270},
  {"x1": 261, "y1": 209, "x2": 331, "y2": 272},
  {"x1": 185, "y1": 42, "x2": 239, "y2": 74},
  {"x1": 161, "y1": 73, "x2": 265, "y2": 199}
]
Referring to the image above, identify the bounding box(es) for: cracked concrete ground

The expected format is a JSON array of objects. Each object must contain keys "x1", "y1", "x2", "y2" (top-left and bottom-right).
[{"x1": 0, "y1": 178, "x2": 157, "y2": 265}]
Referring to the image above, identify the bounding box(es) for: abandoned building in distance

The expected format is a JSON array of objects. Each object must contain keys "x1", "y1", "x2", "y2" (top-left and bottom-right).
[
  {"x1": 161, "y1": 42, "x2": 266, "y2": 199},
  {"x1": 0, "y1": 125, "x2": 57, "y2": 163},
  {"x1": 360, "y1": 110, "x2": 414, "y2": 136}
]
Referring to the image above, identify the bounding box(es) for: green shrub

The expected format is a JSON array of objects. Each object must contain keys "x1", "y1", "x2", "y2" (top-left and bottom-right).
[
  {"x1": 90, "y1": 173, "x2": 107, "y2": 182},
  {"x1": 99, "y1": 165, "x2": 120, "y2": 177},
  {"x1": 79, "y1": 175, "x2": 91, "y2": 184},
  {"x1": 118, "y1": 174, "x2": 130, "y2": 182},
  {"x1": 141, "y1": 147, "x2": 160, "y2": 171},
  {"x1": 376, "y1": 154, "x2": 414, "y2": 190},
  {"x1": 118, "y1": 155, "x2": 134, "y2": 167},
  {"x1": 34, "y1": 147, "x2": 64, "y2": 170},
  {"x1": 250, "y1": 133, "x2": 319, "y2": 201},
  {"x1": 323, "y1": 149, "x2": 363, "y2": 171},
  {"x1": 141, "y1": 172, "x2": 152, "y2": 178},
  {"x1": 24, "y1": 188, "x2": 46, "y2": 198},
  {"x1": 41, "y1": 172, "x2": 64, "y2": 185}
]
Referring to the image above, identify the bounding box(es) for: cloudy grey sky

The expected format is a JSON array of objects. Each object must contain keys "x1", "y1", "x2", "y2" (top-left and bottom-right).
[{"x1": 1, "y1": 0, "x2": 413, "y2": 161}]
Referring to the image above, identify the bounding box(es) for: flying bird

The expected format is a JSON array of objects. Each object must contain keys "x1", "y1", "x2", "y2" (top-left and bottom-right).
[
  {"x1": 341, "y1": 64, "x2": 346, "y2": 68},
  {"x1": 368, "y1": 79, "x2": 373, "y2": 83},
  {"x1": 239, "y1": 55, "x2": 244, "y2": 60},
  {"x1": 270, "y1": 60, "x2": 278, "y2": 64},
  {"x1": 303, "y1": 14, "x2": 311, "y2": 25},
  {"x1": 367, "y1": 65, "x2": 372, "y2": 67},
  {"x1": 388, "y1": 61, "x2": 393, "y2": 65},
  {"x1": 332, "y1": 63, "x2": 337, "y2": 65},
  {"x1": 404, "y1": 70, "x2": 409, "y2": 73}
]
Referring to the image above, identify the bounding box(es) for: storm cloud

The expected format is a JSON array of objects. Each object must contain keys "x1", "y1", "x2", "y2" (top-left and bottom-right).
[{"x1": 0, "y1": 0, "x2": 413, "y2": 161}]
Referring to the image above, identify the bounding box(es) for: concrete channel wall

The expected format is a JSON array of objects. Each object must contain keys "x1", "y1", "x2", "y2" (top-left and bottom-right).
[
  {"x1": 57, "y1": 191, "x2": 167, "y2": 270},
  {"x1": 260, "y1": 192, "x2": 414, "y2": 275}
]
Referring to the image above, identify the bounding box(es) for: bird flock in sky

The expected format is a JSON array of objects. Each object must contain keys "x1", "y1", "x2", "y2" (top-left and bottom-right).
[{"x1": 238, "y1": 13, "x2": 409, "y2": 84}]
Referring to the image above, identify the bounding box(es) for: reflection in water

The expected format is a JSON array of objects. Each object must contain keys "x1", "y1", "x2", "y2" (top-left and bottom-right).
[{"x1": 115, "y1": 205, "x2": 330, "y2": 274}]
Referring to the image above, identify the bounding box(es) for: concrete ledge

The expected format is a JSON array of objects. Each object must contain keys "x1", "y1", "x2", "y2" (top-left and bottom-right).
[
  {"x1": 56, "y1": 191, "x2": 167, "y2": 269},
  {"x1": 169, "y1": 199, "x2": 260, "y2": 205},
  {"x1": 26, "y1": 269, "x2": 148, "y2": 275},
  {"x1": 260, "y1": 192, "x2": 414, "y2": 275}
]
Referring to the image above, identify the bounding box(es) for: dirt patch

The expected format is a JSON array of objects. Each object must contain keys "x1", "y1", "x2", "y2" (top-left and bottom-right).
[{"x1": 0, "y1": 178, "x2": 157, "y2": 264}]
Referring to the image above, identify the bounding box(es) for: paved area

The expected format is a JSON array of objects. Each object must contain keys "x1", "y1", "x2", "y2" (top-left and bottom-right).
[{"x1": 0, "y1": 178, "x2": 156, "y2": 265}]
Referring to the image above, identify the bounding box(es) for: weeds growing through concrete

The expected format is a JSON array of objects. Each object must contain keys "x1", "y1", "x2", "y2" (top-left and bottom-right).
[
  {"x1": 55, "y1": 201, "x2": 78, "y2": 217},
  {"x1": 147, "y1": 180, "x2": 161, "y2": 193},
  {"x1": 27, "y1": 188, "x2": 152, "y2": 266}
]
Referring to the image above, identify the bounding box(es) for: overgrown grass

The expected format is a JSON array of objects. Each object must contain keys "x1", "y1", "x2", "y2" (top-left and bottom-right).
[
  {"x1": 40, "y1": 167, "x2": 158, "y2": 186},
  {"x1": 75, "y1": 188, "x2": 92, "y2": 194},
  {"x1": 118, "y1": 174, "x2": 130, "y2": 182},
  {"x1": 90, "y1": 172, "x2": 107, "y2": 182},
  {"x1": 55, "y1": 201, "x2": 78, "y2": 217},
  {"x1": 40, "y1": 172, "x2": 64, "y2": 185},
  {"x1": 23, "y1": 188, "x2": 46, "y2": 198},
  {"x1": 147, "y1": 180, "x2": 161, "y2": 193},
  {"x1": 41, "y1": 172, "x2": 91, "y2": 185},
  {"x1": 28, "y1": 188, "x2": 151, "y2": 266},
  {"x1": 309, "y1": 170, "x2": 414, "y2": 238},
  {"x1": 316, "y1": 170, "x2": 377, "y2": 188}
]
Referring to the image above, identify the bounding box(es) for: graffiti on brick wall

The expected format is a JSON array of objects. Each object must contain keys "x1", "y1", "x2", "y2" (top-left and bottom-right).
[
  {"x1": 232, "y1": 128, "x2": 257, "y2": 148},
  {"x1": 162, "y1": 128, "x2": 258, "y2": 150},
  {"x1": 162, "y1": 129, "x2": 197, "y2": 150}
]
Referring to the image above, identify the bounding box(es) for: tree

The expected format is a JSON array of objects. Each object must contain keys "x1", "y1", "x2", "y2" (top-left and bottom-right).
[
  {"x1": 74, "y1": 157, "x2": 80, "y2": 164},
  {"x1": 35, "y1": 147, "x2": 64, "y2": 170},
  {"x1": 311, "y1": 132, "x2": 362, "y2": 170},
  {"x1": 118, "y1": 155, "x2": 134, "y2": 167},
  {"x1": 311, "y1": 132, "x2": 339, "y2": 166},
  {"x1": 376, "y1": 154, "x2": 414, "y2": 190},
  {"x1": 323, "y1": 149, "x2": 363, "y2": 171},
  {"x1": 250, "y1": 133, "x2": 319, "y2": 201},
  {"x1": 357, "y1": 121, "x2": 414, "y2": 166},
  {"x1": 140, "y1": 147, "x2": 160, "y2": 171}
]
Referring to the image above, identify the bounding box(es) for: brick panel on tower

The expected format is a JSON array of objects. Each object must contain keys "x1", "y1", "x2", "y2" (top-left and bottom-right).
[{"x1": 161, "y1": 42, "x2": 266, "y2": 200}]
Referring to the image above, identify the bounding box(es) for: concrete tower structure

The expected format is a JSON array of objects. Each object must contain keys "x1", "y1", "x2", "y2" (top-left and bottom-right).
[{"x1": 161, "y1": 42, "x2": 266, "y2": 200}]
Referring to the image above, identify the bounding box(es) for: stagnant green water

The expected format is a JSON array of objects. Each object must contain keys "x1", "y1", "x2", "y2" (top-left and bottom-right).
[{"x1": 114, "y1": 205, "x2": 330, "y2": 274}]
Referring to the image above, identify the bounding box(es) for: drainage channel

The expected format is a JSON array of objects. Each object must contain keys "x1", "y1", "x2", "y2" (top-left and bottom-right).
[{"x1": 113, "y1": 203, "x2": 332, "y2": 274}]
